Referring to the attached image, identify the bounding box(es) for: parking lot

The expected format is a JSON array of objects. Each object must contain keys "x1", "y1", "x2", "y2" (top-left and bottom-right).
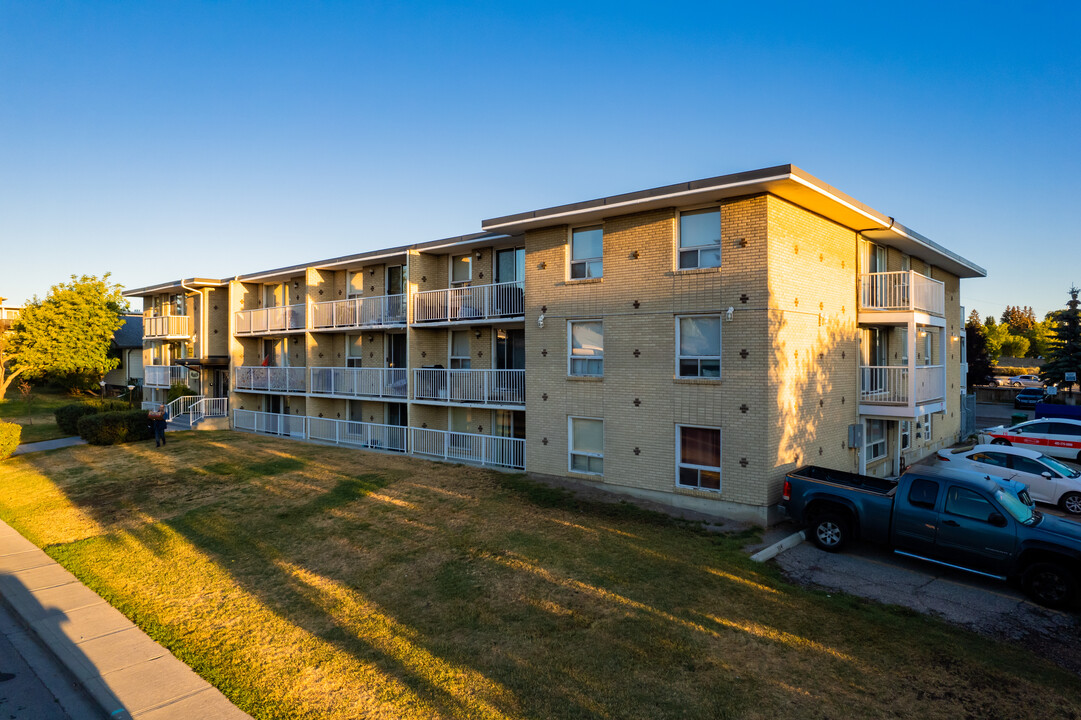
[{"x1": 771, "y1": 400, "x2": 1081, "y2": 675}]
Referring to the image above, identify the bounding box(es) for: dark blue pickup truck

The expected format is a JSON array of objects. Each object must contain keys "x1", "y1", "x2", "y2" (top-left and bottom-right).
[{"x1": 781, "y1": 465, "x2": 1081, "y2": 608}]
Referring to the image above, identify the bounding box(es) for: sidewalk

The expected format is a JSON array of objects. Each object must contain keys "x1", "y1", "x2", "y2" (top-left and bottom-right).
[
  {"x1": 0, "y1": 520, "x2": 252, "y2": 719},
  {"x1": 11, "y1": 436, "x2": 87, "y2": 455}
]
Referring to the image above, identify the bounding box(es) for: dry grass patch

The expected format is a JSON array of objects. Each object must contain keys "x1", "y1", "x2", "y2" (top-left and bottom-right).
[{"x1": 1, "y1": 431, "x2": 1079, "y2": 719}]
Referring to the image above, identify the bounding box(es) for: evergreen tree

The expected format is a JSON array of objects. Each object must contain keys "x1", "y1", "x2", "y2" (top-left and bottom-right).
[
  {"x1": 1041, "y1": 287, "x2": 1081, "y2": 390},
  {"x1": 966, "y1": 315, "x2": 994, "y2": 387},
  {"x1": 1001, "y1": 305, "x2": 1037, "y2": 334}
]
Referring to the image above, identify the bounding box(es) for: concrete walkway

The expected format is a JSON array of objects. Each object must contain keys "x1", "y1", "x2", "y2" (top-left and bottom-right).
[
  {"x1": 0, "y1": 520, "x2": 252, "y2": 719},
  {"x1": 11, "y1": 436, "x2": 87, "y2": 455}
]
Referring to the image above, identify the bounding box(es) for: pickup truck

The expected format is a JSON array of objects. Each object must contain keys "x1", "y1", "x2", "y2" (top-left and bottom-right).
[{"x1": 781, "y1": 465, "x2": 1081, "y2": 608}]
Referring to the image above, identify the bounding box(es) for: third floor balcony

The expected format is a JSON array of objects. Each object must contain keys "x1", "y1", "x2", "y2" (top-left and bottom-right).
[
  {"x1": 235, "y1": 304, "x2": 306, "y2": 336},
  {"x1": 414, "y1": 281, "x2": 524, "y2": 325},
  {"x1": 144, "y1": 313, "x2": 191, "y2": 340},
  {"x1": 859, "y1": 271, "x2": 945, "y2": 321},
  {"x1": 311, "y1": 294, "x2": 406, "y2": 331}
]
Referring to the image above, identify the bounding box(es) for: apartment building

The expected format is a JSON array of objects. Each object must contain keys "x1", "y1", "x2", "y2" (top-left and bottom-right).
[{"x1": 123, "y1": 164, "x2": 984, "y2": 524}]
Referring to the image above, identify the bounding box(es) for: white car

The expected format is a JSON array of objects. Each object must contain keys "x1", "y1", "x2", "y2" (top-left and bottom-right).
[
  {"x1": 979, "y1": 417, "x2": 1081, "y2": 463},
  {"x1": 1008, "y1": 374, "x2": 1043, "y2": 387},
  {"x1": 936, "y1": 444, "x2": 1081, "y2": 514}
]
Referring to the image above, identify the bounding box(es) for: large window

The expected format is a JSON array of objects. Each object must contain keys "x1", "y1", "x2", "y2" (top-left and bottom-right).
[
  {"x1": 570, "y1": 226, "x2": 603, "y2": 279},
  {"x1": 347, "y1": 270, "x2": 365, "y2": 298},
  {"x1": 866, "y1": 419, "x2": 887, "y2": 461},
  {"x1": 451, "y1": 254, "x2": 472, "y2": 284},
  {"x1": 678, "y1": 208, "x2": 721, "y2": 269},
  {"x1": 677, "y1": 316, "x2": 721, "y2": 378},
  {"x1": 677, "y1": 426, "x2": 721, "y2": 491},
  {"x1": 450, "y1": 330, "x2": 471, "y2": 370},
  {"x1": 569, "y1": 417, "x2": 603, "y2": 474},
  {"x1": 346, "y1": 334, "x2": 363, "y2": 368},
  {"x1": 569, "y1": 321, "x2": 603, "y2": 376}
]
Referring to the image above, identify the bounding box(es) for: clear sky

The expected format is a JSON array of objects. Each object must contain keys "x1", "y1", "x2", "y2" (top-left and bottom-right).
[{"x1": 1, "y1": 1, "x2": 1078, "y2": 320}]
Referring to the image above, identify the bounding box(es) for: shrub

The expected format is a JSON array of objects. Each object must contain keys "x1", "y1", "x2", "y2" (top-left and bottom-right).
[
  {"x1": 54, "y1": 401, "x2": 128, "y2": 435},
  {"x1": 0, "y1": 421, "x2": 20, "y2": 460},
  {"x1": 995, "y1": 366, "x2": 1041, "y2": 376},
  {"x1": 77, "y1": 410, "x2": 154, "y2": 446},
  {"x1": 167, "y1": 382, "x2": 196, "y2": 403}
]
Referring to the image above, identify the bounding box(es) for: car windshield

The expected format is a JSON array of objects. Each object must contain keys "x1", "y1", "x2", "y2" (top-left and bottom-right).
[
  {"x1": 1039, "y1": 455, "x2": 1081, "y2": 478},
  {"x1": 995, "y1": 488, "x2": 1036, "y2": 525}
]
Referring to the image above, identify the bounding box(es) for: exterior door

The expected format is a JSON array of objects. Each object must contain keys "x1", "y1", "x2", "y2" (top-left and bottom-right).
[{"x1": 388, "y1": 333, "x2": 406, "y2": 368}]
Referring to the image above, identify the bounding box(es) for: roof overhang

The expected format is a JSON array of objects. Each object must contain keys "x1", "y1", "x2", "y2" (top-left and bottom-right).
[
  {"x1": 481, "y1": 164, "x2": 985, "y2": 279},
  {"x1": 123, "y1": 278, "x2": 228, "y2": 298}
]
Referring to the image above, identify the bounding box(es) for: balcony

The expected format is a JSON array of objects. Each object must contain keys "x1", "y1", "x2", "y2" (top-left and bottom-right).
[
  {"x1": 859, "y1": 271, "x2": 945, "y2": 324},
  {"x1": 409, "y1": 427, "x2": 525, "y2": 470},
  {"x1": 308, "y1": 417, "x2": 407, "y2": 453},
  {"x1": 144, "y1": 314, "x2": 191, "y2": 340},
  {"x1": 311, "y1": 295, "x2": 406, "y2": 331},
  {"x1": 414, "y1": 281, "x2": 524, "y2": 324},
  {"x1": 145, "y1": 365, "x2": 189, "y2": 388},
  {"x1": 235, "y1": 304, "x2": 306, "y2": 336},
  {"x1": 233, "y1": 409, "x2": 307, "y2": 438},
  {"x1": 234, "y1": 366, "x2": 307, "y2": 394},
  {"x1": 859, "y1": 364, "x2": 946, "y2": 416},
  {"x1": 413, "y1": 369, "x2": 525, "y2": 407},
  {"x1": 309, "y1": 367, "x2": 408, "y2": 400}
]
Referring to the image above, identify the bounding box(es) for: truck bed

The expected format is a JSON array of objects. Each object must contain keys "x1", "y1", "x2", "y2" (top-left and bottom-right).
[{"x1": 788, "y1": 465, "x2": 898, "y2": 496}]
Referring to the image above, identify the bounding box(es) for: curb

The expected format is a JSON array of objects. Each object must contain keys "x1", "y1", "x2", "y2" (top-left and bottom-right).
[{"x1": 749, "y1": 530, "x2": 806, "y2": 563}]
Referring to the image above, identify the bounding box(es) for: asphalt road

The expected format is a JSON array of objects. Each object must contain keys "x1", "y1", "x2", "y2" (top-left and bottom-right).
[{"x1": 0, "y1": 597, "x2": 103, "y2": 719}]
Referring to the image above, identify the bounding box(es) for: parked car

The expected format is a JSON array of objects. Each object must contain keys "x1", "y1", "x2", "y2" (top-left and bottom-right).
[
  {"x1": 1008, "y1": 374, "x2": 1043, "y2": 387},
  {"x1": 1014, "y1": 387, "x2": 1047, "y2": 409},
  {"x1": 936, "y1": 444, "x2": 1081, "y2": 514},
  {"x1": 979, "y1": 417, "x2": 1081, "y2": 462},
  {"x1": 780, "y1": 464, "x2": 1081, "y2": 608}
]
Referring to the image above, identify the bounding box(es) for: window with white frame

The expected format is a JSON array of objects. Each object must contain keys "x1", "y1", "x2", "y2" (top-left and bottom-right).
[
  {"x1": 570, "y1": 226, "x2": 603, "y2": 279},
  {"x1": 866, "y1": 419, "x2": 887, "y2": 461},
  {"x1": 677, "y1": 316, "x2": 721, "y2": 377},
  {"x1": 569, "y1": 417, "x2": 603, "y2": 474},
  {"x1": 677, "y1": 426, "x2": 721, "y2": 491},
  {"x1": 569, "y1": 321, "x2": 603, "y2": 376},
  {"x1": 678, "y1": 208, "x2": 721, "y2": 269},
  {"x1": 900, "y1": 420, "x2": 911, "y2": 450},
  {"x1": 450, "y1": 330, "x2": 471, "y2": 370},
  {"x1": 347, "y1": 270, "x2": 365, "y2": 298},
  {"x1": 451, "y1": 254, "x2": 472, "y2": 284},
  {"x1": 346, "y1": 334, "x2": 363, "y2": 368}
]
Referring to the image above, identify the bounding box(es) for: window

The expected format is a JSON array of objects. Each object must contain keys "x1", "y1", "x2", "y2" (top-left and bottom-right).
[
  {"x1": 451, "y1": 407, "x2": 477, "y2": 434},
  {"x1": 570, "y1": 226, "x2": 603, "y2": 279},
  {"x1": 900, "y1": 420, "x2": 911, "y2": 450},
  {"x1": 451, "y1": 254, "x2": 472, "y2": 284},
  {"x1": 1050, "y1": 423, "x2": 1081, "y2": 437},
  {"x1": 1012, "y1": 456, "x2": 1049, "y2": 476},
  {"x1": 386, "y1": 265, "x2": 405, "y2": 295},
  {"x1": 346, "y1": 334, "x2": 364, "y2": 368},
  {"x1": 450, "y1": 330, "x2": 471, "y2": 370},
  {"x1": 677, "y1": 316, "x2": 721, "y2": 377},
  {"x1": 678, "y1": 208, "x2": 721, "y2": 269},
  {"x1": 865, "y1": 419, "x2": 887, "y2": 461},
  {"x1": 569, "y1": 417, "x2": 603, "y2": 474},
  {"x1": 908, "y1": 478, "x2": 939, "y2": 509},
  {"x1": 347, "y1": 270, "x2": 365, "y2": 298},
  {"x1": 677, "y1": 426, "x2": 721, "y2": 491},
  {"x1": 944, "y1": 486, "x2": 996, "y2": 522},
  {"x1": 972, "y1": 452, "x2": 1008, "y2": 468},
  {"x1": 496, "y1": 248, "x2": 525, "y2": 283},
  {"x1": 569, "y1": 321, "x2": 603, "y2": 376}
]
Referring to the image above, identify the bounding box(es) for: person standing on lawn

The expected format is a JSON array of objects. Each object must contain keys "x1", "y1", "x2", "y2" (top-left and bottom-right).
[{"x1": 153, "y1": 403, "x2": 169, "y2": 447}]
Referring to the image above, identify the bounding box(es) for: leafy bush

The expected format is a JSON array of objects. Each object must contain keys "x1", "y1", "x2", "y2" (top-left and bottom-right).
[
  {"x1": 995, "y1": 366, "x2": 1042, "y2": 376},
  {"x1": 167, "y1": 382, "x2": 196, "y2": 403},
  {"x1": 76, "y1": 410, "x2": 154, "y2": 446},
  {"x1": 0, "y1": 421, "x2": 20, "y2": 459},
  {"x1": 54, "y1": 401, "x2": 127, "y2": 435}
]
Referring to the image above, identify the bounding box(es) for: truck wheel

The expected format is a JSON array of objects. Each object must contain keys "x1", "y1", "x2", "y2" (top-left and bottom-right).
[
  {"x1": 1023, "y1": 563, "x2": 1077, "y2": 609},
  {"x1": 1060, "y1": 493, "x2": 1081, "y2": 515},
  {"x1": 810, "y1": 513, "x2": 850, "y2": 552}
]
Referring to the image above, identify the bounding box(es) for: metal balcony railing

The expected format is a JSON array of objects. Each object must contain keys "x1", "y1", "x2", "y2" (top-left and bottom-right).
[
  {"x1": 413, "y1": 369, "x2": 525, "y2": 405},
  {"x1": 409, "y1": 427, "x2": 525, "y2": 470},
  {"x1": 307, "y1": 417, "x2": 407, "y2": 453},
  {"x1": 860, "y1": 364, "x2": 946, "y2": 406},
  {"x1": 413, "y1": 281, "x2": 524, "y2": 323},
  {"x1": 234, "y1": 366, "x2": 307, "y2": 393},
  {"x1": 144, "y1": 315, "x2": 191, "y2": 339},
  {"x1": 311, "y1": 294, "x2": 406, "y2": 330},
  {"x1": 235, "y1": 304, "x2": 306, "y2": 335},
  {"x1": 145, "y1": 365, "x2": 189, "y2": 388},
  {"x1": 233, "y1": 409, "x2": 307, "y2": 438},
  {"x1": 859, "y1": 271, "x2": 945, "y2": 316},
  {"x1": 309, "y1": 367, "x2": 407, "y2": 399}
]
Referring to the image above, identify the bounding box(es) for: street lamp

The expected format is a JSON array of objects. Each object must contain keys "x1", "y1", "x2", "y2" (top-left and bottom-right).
[
  {"x1": 99, "y1": 380, "x2": 106, "y2": 408},
  {"x1": 127, "y1": 384, "x2": 135, "y2": 409}
]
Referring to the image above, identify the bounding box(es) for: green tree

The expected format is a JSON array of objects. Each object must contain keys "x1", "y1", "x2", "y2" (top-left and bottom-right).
[
  {"x1": 1000, "y1": 334, "x2": 1030, "y2": 359},
  {"x1": 10, "y1": 275, "x2": 128, "y2": 390},
  {"x1": 1026, "y1": 317, "x2": 1057, "y2": 358},
  {"x1": 1042, "y1": 287, "x2": 1081, "y2": 390},
  {"x1": 965, "y1": 314, "x2": 994, "y2": 387},
  {"x1": 983, "y1": 319, "x2": 1010, "y2": 363},
  {"x1": 0, "y1": 334, "x2": 25, "y2": 398}
]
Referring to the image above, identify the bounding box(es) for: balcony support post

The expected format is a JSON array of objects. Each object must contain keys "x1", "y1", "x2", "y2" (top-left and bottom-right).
[{"x1": 907, "y1": 317, "x2": 917, "y2": 414}]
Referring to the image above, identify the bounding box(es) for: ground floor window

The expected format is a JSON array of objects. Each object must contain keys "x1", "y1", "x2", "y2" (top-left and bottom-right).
[
  {"x1": 900, "y1": 420, "x2": 911, "y2": 450},
  {"x1": 676, "y1": 425, "x2": 721, "y2": 491},
  {"x1": 569, "y1": 417, "x2": 603, "y2": 474},
  {"x1": 866, "y1": 419, "x2": 887, "y2": 461}
]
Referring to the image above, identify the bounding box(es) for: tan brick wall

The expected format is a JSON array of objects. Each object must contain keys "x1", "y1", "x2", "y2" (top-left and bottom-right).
[{"x1": 207, "y1": 288, "x2": 229, "y2": 357}]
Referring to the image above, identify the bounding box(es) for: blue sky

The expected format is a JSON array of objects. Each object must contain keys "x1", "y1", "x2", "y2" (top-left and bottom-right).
[{"x1": 1, "y1": 1, "x2": 1078, "y2": 320}]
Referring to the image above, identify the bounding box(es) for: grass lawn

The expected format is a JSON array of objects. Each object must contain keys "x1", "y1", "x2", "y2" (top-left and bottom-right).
[
  {"x1": 1, "y1": 431, "x2": 1079, "y2": 719},
  {"x1": 0, "y1": 384, "x2": 81, "y2": 443}
]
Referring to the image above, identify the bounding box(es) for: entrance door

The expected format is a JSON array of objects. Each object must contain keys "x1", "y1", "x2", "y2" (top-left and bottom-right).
[
  {"x1": 496, "y1": 248, "x2": 525, "y2": 283},
  {"x1": 388, "y1": 333, "x2": 406, "y2": 369},
  {"x1": 495, "y1": 329, "x2": 525, "y2": 370},
  {"x1": 213, "y1": 369, "x2": 229, "y2": 398}
]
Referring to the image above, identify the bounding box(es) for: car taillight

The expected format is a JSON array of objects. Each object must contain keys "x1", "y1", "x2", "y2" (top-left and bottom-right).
[
  {"x1": 938, "y1": 455, "x2": 949, "y2": 461},
  {"x1": 782, "y1": 479, "x2": 791, "y2": 501}
]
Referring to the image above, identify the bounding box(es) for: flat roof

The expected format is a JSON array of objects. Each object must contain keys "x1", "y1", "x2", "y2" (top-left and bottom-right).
[
  {"x1": 123, "y1": 278, "x2": 229, "y2": 297},
  {"x1": 481, "y1": 164, "x2": 986, "y2": 279}
]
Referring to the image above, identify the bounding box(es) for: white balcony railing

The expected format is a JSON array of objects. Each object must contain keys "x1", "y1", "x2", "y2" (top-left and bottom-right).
[
  {"x1": 234, "y1": 366, "x2": 307, "y2": 393},
  {"x1": 414, "y1": 281, "x2": 524, "y2": 323},
  {"x1": 308, "y1": 417, "x2": 407, "y2": 453},
  {"x1": 145, "y1": 365, "x2": 189, "y2": 388},
  {"x1": 409, "y1": 428, "x2": 525, "y2": 470},
  {"x1": 311, "y1": 295, "x2": 406, "y2": 330},
  {"x1": 413, "y1": 369, "x2": 525, "y2": 405},
  {"x1": 144, "y1": 315, "x2": 191, "y2": 339},
  {"x1": 235, "y1": 304, "x2": 306, "y2": 335},
  {"x1": 860, "y1": 364, "x2": 946, "y2": 406},
  {"x1": 309, "y1": 367, "x2": 407, "y2": 399},
  {"x1": 859, "y1": 271, "x2": 945, "y2": 316},
  {"x1": 233, "y1": 409, "x2": 307, "y2": 438},
  {"x1": 916, "y1": 364, "x2": 946, "y2": 403}
]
